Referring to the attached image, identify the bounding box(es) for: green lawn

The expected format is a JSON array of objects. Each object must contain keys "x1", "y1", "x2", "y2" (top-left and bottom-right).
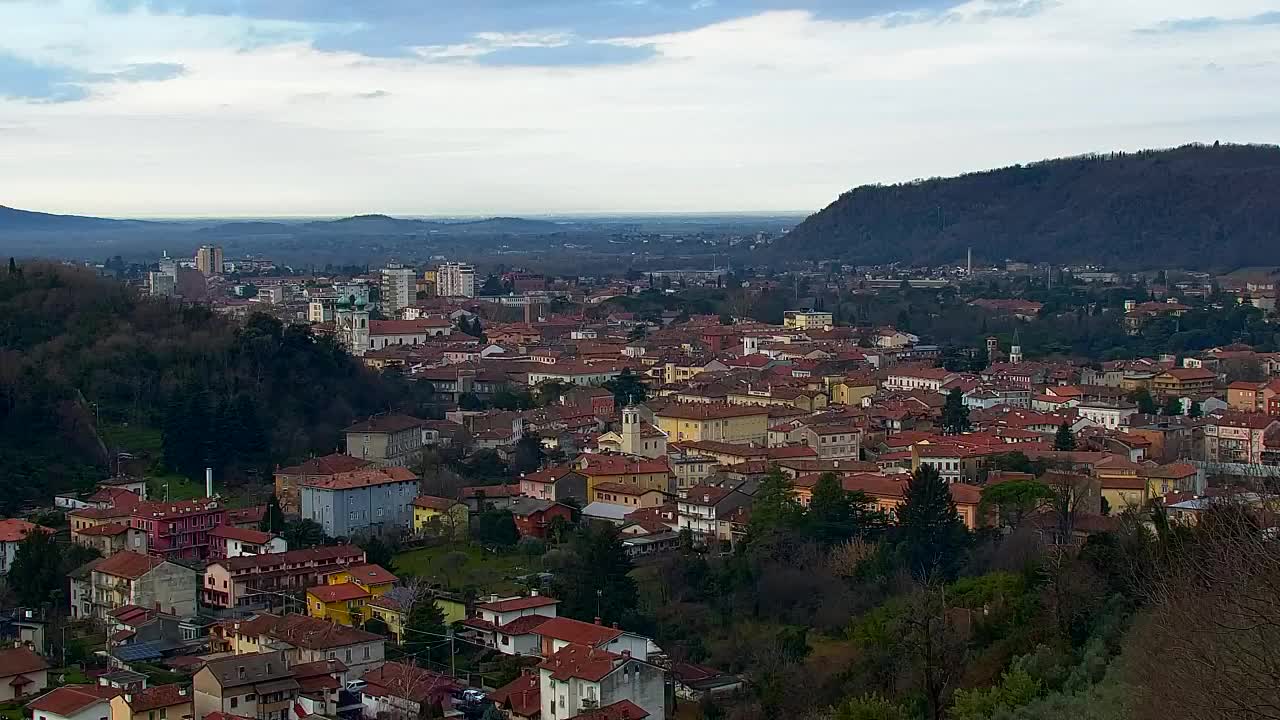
[
  {"x1": 0, "y1": 702, "x2": 23, "y2": 720},
  {"x1": 393, "y1": 544, "x2": 536, "y2": 595},
  {"x1": 148, "y1": 473, "x2": 206, "y2": 501},
  {"x1": 100, "y1": 423, "x2": 163, "y2": 455}
]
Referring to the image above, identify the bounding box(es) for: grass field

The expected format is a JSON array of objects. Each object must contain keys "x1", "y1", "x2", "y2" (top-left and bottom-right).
[
  {"x1": 100, "y1": 423, "x2": 163, "y2": 455},
  {"x1": 393, "y1": 544, "x2": 537, "y2": 595}
]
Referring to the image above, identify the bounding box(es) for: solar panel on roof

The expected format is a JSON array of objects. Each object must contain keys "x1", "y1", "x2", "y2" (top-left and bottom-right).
[{"x1": 112, "y1": 641, "x2": 166, "y2": 661}]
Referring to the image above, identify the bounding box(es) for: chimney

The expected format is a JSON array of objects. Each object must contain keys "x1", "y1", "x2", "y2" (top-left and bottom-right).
[
  {"x1": 594, "y1": 617, "x2": 602, "y2": 625},
  {"x1": 530, "y1": 589, "x2": 539, "y2": 597},
  {"x1": 206, "y1": 467, "x2": 214, "y2": 498},
  {"x1": 612, "y1": 622, "x2": 619, "y2": 629},
  {"x1": 178, "y1": 689, "x2": 187, "y2": 697}
]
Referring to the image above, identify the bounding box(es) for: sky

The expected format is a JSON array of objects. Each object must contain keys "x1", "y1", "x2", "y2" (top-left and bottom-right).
[{"x1": 2, "y1": 0, "x2": 1279, "y2": 217}]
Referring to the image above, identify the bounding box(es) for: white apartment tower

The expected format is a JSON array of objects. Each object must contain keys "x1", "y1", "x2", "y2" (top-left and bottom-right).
[
  {"x1": 380, "y1": 263, "x2": 415, "y2": 314},
  {"x1": 437, "y1": 262, "x2": 476, "y2": 298}
]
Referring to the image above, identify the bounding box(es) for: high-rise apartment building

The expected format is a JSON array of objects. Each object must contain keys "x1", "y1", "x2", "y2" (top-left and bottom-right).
[
  {"x1": 437, "y1": 262, "x2": 476, "y2": 298},
  {"x1": 380, "y1": 264, "x2": 415, "y2": 314},
  {"x1": 195, "y1": 245, "x2": 224, "y2": 276}
]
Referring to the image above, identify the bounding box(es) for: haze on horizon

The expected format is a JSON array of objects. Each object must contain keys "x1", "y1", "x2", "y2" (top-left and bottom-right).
[{"x1": 2, "y1": 0, "x2": 1278, "y2": 218}]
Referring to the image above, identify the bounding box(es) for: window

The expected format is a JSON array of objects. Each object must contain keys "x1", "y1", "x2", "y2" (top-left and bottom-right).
[
  {"x1": 160, "y1": 710, "x2": 167, "y2": 719},
  {"x1": 345, "y1": 649, "x2": 352, "y2": 662},
  {"x1": 364, "y1": 646, "x2": 370, "y2": 660},
  {"x1": 245, "y1": 695, "x2": 256, "y2": 701},
  {"x1": 230, "y1": 698, "x2": 238, "y2": 709}
]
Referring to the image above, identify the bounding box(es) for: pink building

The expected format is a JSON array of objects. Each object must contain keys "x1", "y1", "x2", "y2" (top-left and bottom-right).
[{"x1": 129, "y1": 499, "x2": 226, "y2": 561}]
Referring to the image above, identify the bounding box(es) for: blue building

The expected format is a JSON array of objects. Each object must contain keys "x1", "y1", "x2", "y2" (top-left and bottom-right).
[{"x1": 300, "y1": 467, "x2": 420, "y2": 538}]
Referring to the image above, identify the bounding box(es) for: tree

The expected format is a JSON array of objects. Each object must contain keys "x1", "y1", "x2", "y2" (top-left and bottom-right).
[
  {"x1": 941, "y1": 388, "x2": 971, "y2": 434},
  {"x1": 1044, "y1": 471, "x2": 1094, "y2": 544},
  {"x1": 283, "y1": 519, "x2": 326, "y2": 548},
  {"x1": 831, "y1": 694, "x2": 909, "y2": 720},
  {"x1": 807, "y1": 473, "x2": 885, "y2": 547},
  {"x1": 746, "y1": 467, "x2": 804, "y2": 554},
  {"x1": 981, "y1": 479, "x2": 1053, "y2": 530},
  {"x1": 1128, "y1": 388, "x2": 1157, "y2": 415},
  {"x1": 897, "y1": 464, "x2": 968, "y2": 580},
  {"x1": 260, "y1": 494, "x2": 287, "y2": 533},
  {"x1": 361, "y1": 535, "x2": 395, "y2": 571},
  {"x1": 604, "y1": 368, "x2": 648, "y2": 407},
  {"x1": 1160, "y1": 395, "x2": 1183, "y2": 416},
  {"x1": 363, "y1": 616, "x2": 390, "y2": 637},
  {"x1": 476, "y1": 511, "x2": 519, "y2": 549},
  {"x1": 1053, "y1": 422, "x2": 1077, "y2": 451},
  {"x1": 550, "y1": 524, "x2": 638, "y2": 625},
  {"x1": 1188, "y1": 400, "x2": 1203, "y2": 418},
  {"x1": 511, "y1": 434, "x2": 545, "y2": 475},
  {"x1": 402, "y1": 587, "x2": 448, "y2": 660},
  {"x1": 8, "y1": 529, "x2": 65, "y2": 607}
]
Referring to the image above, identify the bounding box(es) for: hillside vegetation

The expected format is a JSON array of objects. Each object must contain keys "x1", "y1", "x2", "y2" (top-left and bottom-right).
[
  {"x1": 783, "y1": 143, "x2": 1280, "y2": 269},
  {"x1": 0, "y1": 262, "x2": 430, "y2": 514}
]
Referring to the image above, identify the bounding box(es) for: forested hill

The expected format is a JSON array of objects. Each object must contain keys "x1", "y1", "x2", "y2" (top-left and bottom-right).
[
  {"x1": 781, "y1": 143, "x2": 1280, "y2": 270},
  {"x1": 0, "y1": 262, "x2": 431, "y2": 515}
]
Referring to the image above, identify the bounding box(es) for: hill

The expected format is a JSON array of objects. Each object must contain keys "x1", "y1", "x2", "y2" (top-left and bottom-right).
[
  {"x1": 781, "y1": 143, "x2": 1280, "y2": 269},
  {"x1": 0, "y1": 205, "x2": 146, "y2": 232}
]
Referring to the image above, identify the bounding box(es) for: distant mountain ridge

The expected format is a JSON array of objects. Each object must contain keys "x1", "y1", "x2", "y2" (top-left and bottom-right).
[
  {"x1": 1, "y1": 206, "x2": 564, "y2": 237},
  {"x1": 782, "y1": 143, "x2": 1280, "y2": 270}
]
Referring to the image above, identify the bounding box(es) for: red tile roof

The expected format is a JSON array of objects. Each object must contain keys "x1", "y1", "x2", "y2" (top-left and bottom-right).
[
  {"x1": 121, "y1": 684, "x2": 191, "y2": 712},
  {"x1": 221, "y1": 545, "x2": 365, "y2": 572},
  {"x1": 475, "y1": 595, "x2": 560, "y2": 614},
  {"x1": 344, "y1": 414, "x2": 427, "y2": 434},
  {"x1": 308, "y1": 583, "x2": 370, "y2": 603},
  {"x1": 567, "y1": 700, "x2": 650, "y2": 720},
  {"x1": 534, "y1": 617, "x2": 623, "y2": 648},
  {"x1": 342, "y1": 564, "x2": 398, "y2": 585},
  {"x1": 73, "y1": 522, "x2": 131, "y2": 537},
  {"x1": 360, "y1": 662, "x2": 461, "y2": 704},
  {"x1": 251, "y1": 613, "x2": 382, "y2": 650},
  {"x1": 27, "y1": 685, "x2": 119, "y2": 715},
  {"x1": 412, "y1": 495, "x2": 460, "y2": 511},
  {"x1": 276, "y1": 454, "x2": 371, "y2": 477},
  {"x1": 303, "y1": 467, "x2": 418, "y2": 490},
  {"x1": 498, "y1": 614, "x2": 554, "y2": 635},
  {"x1": 0, "y1": 519, "x2": 45, "y2": 543},
  {"x1": 490, "y1": 673, "x2": 539, "y2": 717},
  {"x1": 94, "y1": 551, "x2": 163, "y2": 580},
  {"x1": 652, "y1": 402, "x2": 769, "y2": 420},
  {"x1": 208, "y1": 526, "x2": 276, "y2": 544},
  {"x1": 580, "y1": 455, "x2": 670, "y2": 477},
  {"x1": 539, "y1": 643, "x2": 624, "y2": 682}
]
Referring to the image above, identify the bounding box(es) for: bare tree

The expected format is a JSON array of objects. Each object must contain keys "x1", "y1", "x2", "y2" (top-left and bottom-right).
[
  {"x1": 1129, "y1": 501, "x2": 1280, "y2": 720},
  {"x1": 1043, "y1": 471, "x2": 1098, "y2": 544}
]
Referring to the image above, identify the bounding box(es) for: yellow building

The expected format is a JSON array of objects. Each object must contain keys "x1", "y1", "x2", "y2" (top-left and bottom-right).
[
  {"x1": 307, "y1": 564, "x2": 397, "y2": 627},
  {"x1": 578, "y1": 454, "x2": 672, "y2": 497},
  {"x1": 110, "y1": 685, "x2": 193, "y2": 720},
  {"x1": 652, "y1": 402, "x2": 770, "y2": 445},
  {"x1": 364, "y1": 589, "x2": 467, "y2": 643},
  {"x1": 832, "y1": 378, "x2": 877, "y2": 406},
  {"x1": 412, "y1": 495, "x2": 470, "y2": 540},
  {"x1": 783, "y1": 310, "x2": 834, "y2": 330}
]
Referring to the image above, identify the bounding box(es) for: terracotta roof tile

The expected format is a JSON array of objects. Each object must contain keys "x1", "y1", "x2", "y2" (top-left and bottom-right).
[{"x1": 94, "y1": 551, "x2": 163, "y2": 580}]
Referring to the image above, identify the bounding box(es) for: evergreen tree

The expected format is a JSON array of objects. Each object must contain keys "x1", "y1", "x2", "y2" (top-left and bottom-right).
[
  {"x1": 1189, "y1": 400, "x2": 1203, "y2": 418},
  {"x1": 550, "y1": 524, "x2": 638, "y2": 624},
  {"x1": 941, "y1": 388, "x2": 971, "y2": 434},
  {"x1": 1128, "y1": 388, "x2": 1158, "y2": 415},
  {"x1": 746, "y1": 467, "x2": 803, "y2": 544},
  {"x1": 361, "y1": 535, "x2": 396, "y2": 570},
  {"x1": 283, "y1": 519, "x2": 326, "y2": 548},
  {"x1": 403, "y1": 592, "x2": 447, "y2": 659},
  {"x1": 8, "y1": 529, "x2": 63, "y2": 607},
  {"x1": 1161, "y1": 395, "x2": 1184, "y2": 416},
  {"x1": 261, "y1": 494, "x2": 287, "y2": 533},
  {"x1": 604, "y1": 368, "x2": 648, "y2": 407},
  {"x1": 7, "y1": 257, "x2": 16, "y2": 275},
  {"x1": 1053, "y1": 422, "x2": 1077, "y2": 451},
  {"x1": 510, "y1": 434, "x2": 545, "y2": 475},
  {"x1": 806, "y1": 472, "x2": 883, "y2": 546},
  {"x1": 476, "y1": 510, "x2": 520, "y2": 548},
  {"x1": 897, "y1": 464, "x2": 968, "y2": 580}
]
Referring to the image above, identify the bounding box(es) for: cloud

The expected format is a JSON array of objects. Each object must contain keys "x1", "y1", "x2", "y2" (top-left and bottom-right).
[
  {"x1": 0, "y1": 53, "x2": 185, "y2": 103},
  {"x1": 1137, "y1": 10, "x2": 1280, "y2": 34},
  {"x1": 1, "y1": 0, "x2": 1279, "y2": 217}
]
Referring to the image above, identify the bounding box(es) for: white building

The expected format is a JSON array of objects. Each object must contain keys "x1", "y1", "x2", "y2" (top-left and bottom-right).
[
  {"x1": 538, "y1": 644, "x2": 665, "y2": 720},
  {"x1": 27, "y1": 683, "x2": 114, "y2": 720},
  {"x1": 783, "y1": 310, "x2": 834, "y2": 330},
  {"x1": 147, "y1": 272, "x2": 176, "y2": 298},
  {"x1": 437, "y1": 262, "x2": 476, "y2": 298},
  {"x1": 380, "y1": 264, "x2": 415, "y2": 314},
  {"x1": 1076, "y1": 402, "x2": 1138, "y2": 430}
]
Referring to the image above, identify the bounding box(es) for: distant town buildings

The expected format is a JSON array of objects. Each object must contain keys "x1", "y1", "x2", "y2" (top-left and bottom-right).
[
  {"x1": 380, "y1": 263, "x2": 415, "y2": 314},
  {"x1": 436, "y1": 262, "x2": 476, "y2": 298},
  {"x1": 195, "y1": 245, "x2": 224, "y2": 276}
]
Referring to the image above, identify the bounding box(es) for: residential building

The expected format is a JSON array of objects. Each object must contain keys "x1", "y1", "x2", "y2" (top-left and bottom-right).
[
  {"x1": 578, "y1": 455, "x2": 672, "y2": 498},
  {"x1": 538, "y1": 644, "x2": 665, "y2": 720},
  {"x1": 883, "y1": 368, "x2": 956, "y2": 392},
  {"x1": 519, "y1": 467, "x2": 589, "y2": 504},
  {"x1": 195, "y1": 245, "x2": 224, "y2": 276},
  {"x1": 367, "y1": 318, "x2": 452, "y2": 350},
  {"x1": 207, "y1": 527, "x2": 286, "y2": 560},
  {"x1": 108, "y1": 685, "x2": 192, "y2": 720},
  {"x1": 510, "y1": 498, "x2": 576, "y2": 539},
  {"x1": 0, "y1": 519, "x2": 48, "y2": 574},
  {"x1": 128, "y1": 499, "x2": 227, "y2": 562},
  {"x1": 490, "y1": 672, "x2": 540, "y2": 720},
  {"x1": 1140, "y1": 462, "x2": 1202, "y2": 497},
  {"x1": 361, "y1": 587, "x2": 426, "y2": 643},
  {"x1": 359, "y1": 662, "x2": 463, "y2": 720},
  {"x1": 651, "y1": 403, "x2": 770, "y2": 445},
  {"x1": 218, "y1": 614, "x2": 385, "y2": 679},
  {"x1": 27, "y1": 684, "x2": 119, "y2": 720},
  {"x1": 1151, "y1": 368, "x2": 1217, "y2": 398},
  {"x1": 677, "y1": 486, "x2": 752, "y2": 548},
  {"x1": 591, "y1": 484, "x2": 667, "y2": 509},
  {"x1": 300, "y1": 467, "x2": 419, "y2": 538},
  {"x1": 344, "y1": 415, "x2": 429, "y2": 467},
  {"x1": 380, "y1": 264, "x2": 415, "y2": 315},
  {"x1": 411, "y1": 496, "x2": 470, "y2": 540},
  {"x1": 527, "y1": 365, "x2": 625, "y2": 387},
  {"x1": 1227, "y1": 380, "x2": 1280, "y2": 414},
  {"x1": 783, "y1": 310, "x2": 834, "y2": 330},
  {"x1": 437, "y1": 262, "x2": 476, "y2": 298},
  {"x1": 0, "y1": 647, "x2": 48, "y2": 701},
  {"x1": 202, "y1": 546, "x2": 366, "y2": 610},
  {"x1": 290, "y1": 659, "x2": 348, "y2": 717},
  {"x1": 70, "y1": 523, "x2": 148, "y2": 557},
  {"x1": 274, "y1": 454, "x2": 372, "y2": 516},
  {"x1": 1076, "y1": 402, "x2": 1139, "y2": 430},
  {"x1": 306, "y1": 564, "x2": 396, "y2": 627},
  {"x1": 1204, "y1": 413, "x2": 1280, "y2": 465},
  {"x1": 193, "y1": 651, "x2": 298, "y2": 720},
  {"x1": 84, "y1": 552, "x2": 198, "y2": 621},
  {"x1": 793, "y1": 424, "x2": 862, "y2": 460}
]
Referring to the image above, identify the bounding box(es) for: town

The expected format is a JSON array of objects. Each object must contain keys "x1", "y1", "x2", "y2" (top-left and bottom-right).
[{"x1": 1, "y1": 244, "x2": 1278, "y2": 720}]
